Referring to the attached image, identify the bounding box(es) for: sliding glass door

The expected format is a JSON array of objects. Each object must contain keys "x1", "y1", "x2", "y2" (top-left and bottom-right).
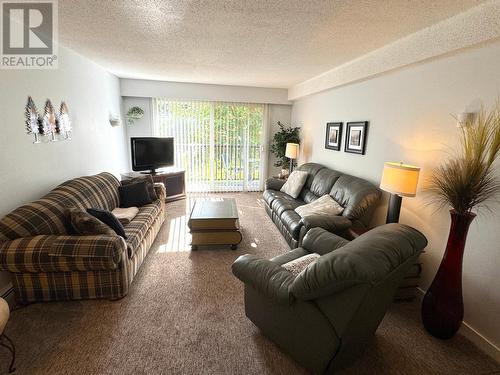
[{"x1": 152, "y1": 99, "x2": 268, "y2": 192}]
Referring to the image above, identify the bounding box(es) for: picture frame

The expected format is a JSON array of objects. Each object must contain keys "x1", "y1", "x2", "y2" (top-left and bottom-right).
[
  {"x1": 325, "y1": 122, "x2": 343, "y2": 151},
  {"x1": 345, "y1": 121, "x2": 368, "y2": 155}
]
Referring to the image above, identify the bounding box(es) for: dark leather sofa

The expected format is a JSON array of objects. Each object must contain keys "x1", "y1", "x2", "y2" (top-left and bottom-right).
[
  {"x1": 264, "y1": 163, "x2": 381, "y2": 248},
  {"x1": 232, "y1": 224, "x2": 428, "y2": 373}
]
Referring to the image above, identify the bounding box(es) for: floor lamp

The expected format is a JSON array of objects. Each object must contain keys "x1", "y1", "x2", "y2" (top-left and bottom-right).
[
  {"x1": 285, "y1": 143, "x2": 299, "y2": 173},
  {"x1": 380, "y1": 162, "x2": 420, "y2": 223}
]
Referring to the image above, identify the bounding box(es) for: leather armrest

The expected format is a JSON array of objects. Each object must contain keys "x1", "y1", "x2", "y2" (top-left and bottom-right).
[
  {"x1": 300, "y1": 215, "x2": 352, "y2": 233},
  {"x1": 232, "y1": 254, "x2": 295, "y2": 305},
  {"x1": 265, "y1": 177, "x2": 286, "y2": 191},
  {"x1": 301, "y1": 228, "x2": 349, "y2": 255}
]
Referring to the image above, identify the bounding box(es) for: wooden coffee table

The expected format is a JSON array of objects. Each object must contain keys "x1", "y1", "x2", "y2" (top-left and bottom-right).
[{"x1": 188, "y1": 198, "x2": 242, "y2": 250}]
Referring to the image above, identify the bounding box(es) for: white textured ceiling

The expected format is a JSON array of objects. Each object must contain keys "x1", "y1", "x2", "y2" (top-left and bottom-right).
[{"x1": 59, "y1": 0, "x2": 485, "y2": 88}]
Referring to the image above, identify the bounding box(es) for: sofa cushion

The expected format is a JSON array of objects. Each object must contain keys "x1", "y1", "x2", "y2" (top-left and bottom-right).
[
  {"x1": 121, "y1": 175, "x2": 158, "y2": 201},
  {"x1": 309, "y1": 169, "x2": 342, "y2": 197},
  {"x1": 330, "y1": 174, "x2": 381, "y2": 222},
  {"x1": 87, "y1": 208, "x2": 127, "y2": 238},
  {"x1": 69, "y1": 209, "x2": 116, "y2": 236},
  {"x1": 271, "y1": 196, "x2": 305, "y2": 217},
  {"x1": 280, "y1": 210, "x2": 303, "y2": 239},
  {"x1": 119, "y1": 182, "x2": 153, "y2": 208},
  {"x1": 295, "y1": 195, "x2": 343, "y2": 219},
  {"x1": 280, "y1": 171, "x2": 308, "y2": 199},
  {"x1": 263, "y1": 189, "x2": 284, "y2": 206},
  {"x1": 297, "y1": 163, "x2": 326, "y2": 201},
  {"x1": 124, "y1": 201, "x2": 162, "y2": 257}
]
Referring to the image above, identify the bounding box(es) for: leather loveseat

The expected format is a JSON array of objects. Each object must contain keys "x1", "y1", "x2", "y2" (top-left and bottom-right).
[
  {"x1": 232, "y1": 224, "x2": 428, "y2": 373},
  {"x1": 264, "y1": 163, "x2": 381, "y2": 248},
  {"x1": 0, "y1": 172, "x2": 165, "y2": 303}
]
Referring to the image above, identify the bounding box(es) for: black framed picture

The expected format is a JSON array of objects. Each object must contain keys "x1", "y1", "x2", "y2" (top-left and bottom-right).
[
  {"x1": 325, "y1": 122, "x2": 343, "y2": 151},
  {"x1": 345, "y1": 121, "x2": 368, "y2": 154}
]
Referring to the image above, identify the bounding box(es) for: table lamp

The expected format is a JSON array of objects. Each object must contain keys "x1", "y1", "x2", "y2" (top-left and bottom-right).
[
  {"x1": 380, "y1": 162, "x2": 420, "y2": 223},
  {"x1": 285, "y1": 143, "x2": 299, "y2": 173}
]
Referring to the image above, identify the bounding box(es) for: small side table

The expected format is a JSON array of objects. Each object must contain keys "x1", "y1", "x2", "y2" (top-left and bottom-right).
[{"x1": 0, "y1": 298, "x2": 15, "y2": 373}]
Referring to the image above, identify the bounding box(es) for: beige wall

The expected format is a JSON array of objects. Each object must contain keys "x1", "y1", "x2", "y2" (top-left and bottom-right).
[
  {"x1": 0, "y1": 47, "x2": 128, "y2": 294},
  {"x1": 291, "y1": 41, "x2": 500, "y2": 348}
]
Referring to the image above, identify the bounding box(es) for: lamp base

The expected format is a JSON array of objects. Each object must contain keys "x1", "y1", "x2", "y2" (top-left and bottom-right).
[
  {"x1": 289, "y1": 158, "x2": 294, "y2": 173},
  {"x1": 386, "y1": 194, "x2": 402, "y2": 223}
]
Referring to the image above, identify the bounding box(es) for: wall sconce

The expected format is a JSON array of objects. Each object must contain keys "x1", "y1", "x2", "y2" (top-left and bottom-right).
[{"x1": 109, "y1": 114, "x2": 121, "y2": 127}]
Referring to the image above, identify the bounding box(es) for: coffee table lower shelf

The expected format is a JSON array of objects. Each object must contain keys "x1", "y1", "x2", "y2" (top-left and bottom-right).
[{"x1": 190, "y1": 230, "x2": 242, "y2": 250}]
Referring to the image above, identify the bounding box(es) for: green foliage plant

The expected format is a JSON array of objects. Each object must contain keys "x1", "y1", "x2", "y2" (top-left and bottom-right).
[{"x1": 270, "y1": 121, "x2": 301, "y2": 168}]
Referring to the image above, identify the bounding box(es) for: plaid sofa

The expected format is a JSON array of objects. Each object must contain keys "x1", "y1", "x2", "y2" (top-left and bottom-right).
[{"x1": 0, "y1": 172, "x2": 166, "y2": 303}]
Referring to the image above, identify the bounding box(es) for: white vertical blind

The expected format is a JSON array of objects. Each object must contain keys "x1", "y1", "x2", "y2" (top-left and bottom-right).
[{"x1": 152, "y1": 98, "x2": 268, "y2": 192}]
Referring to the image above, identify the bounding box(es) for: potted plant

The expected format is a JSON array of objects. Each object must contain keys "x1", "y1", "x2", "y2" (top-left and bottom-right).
[
  {"x1": 422, "y1": 101, "x2": 500, "y2": 339},
  {"x1": 126, "y1": 106, "x2": 144, "y2": 124},
  {"x1": 270, "y1": 121, "x2": 300, "y2": 176}
]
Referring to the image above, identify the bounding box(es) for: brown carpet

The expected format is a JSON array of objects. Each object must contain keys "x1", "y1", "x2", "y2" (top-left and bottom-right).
[{"x1": 0, "y1": 193, "x2": 499, "y2": 375}]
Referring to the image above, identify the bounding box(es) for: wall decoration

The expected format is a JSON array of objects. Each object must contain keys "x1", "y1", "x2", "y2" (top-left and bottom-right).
[
  {"x1": 59, "y1": 101, "x2": 72, "y2": 140},
  {"x1": 325, "y1": 122, "x2": 343, "y2": 151},
  {"x1": 345, "y1": 121, "x2": 368, "y2": 154},
  {"x1": 42, "y1": 99, "x2": 57, "y2": 141},
  {"x1": 25, "y1": 96, "x2": 41, "y2": 144},
  {"x1": 24, "y1": 97, "x2": 72, "y2": 143},
  {"x1": 126, "y1": 106, "x2": 144, "y2": 124}
]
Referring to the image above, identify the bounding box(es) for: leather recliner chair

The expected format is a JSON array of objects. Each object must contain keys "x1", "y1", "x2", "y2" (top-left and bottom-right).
[
  {"x1": 264, "y1": 163, "x2": 381, "y2": 248},
  {"x1": 232, "y1": 224, "x2": 427, "y2": 374}
]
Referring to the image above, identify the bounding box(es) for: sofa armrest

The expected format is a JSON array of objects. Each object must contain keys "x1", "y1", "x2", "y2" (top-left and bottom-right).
[
  {"x1": 265, "y1": 177, "x2": 286, "y2": 191},
  {"x1": 300, "y1": 215, "x2": 352, "y2": 233},
  {"x1": 0, "y1": 235, "x2": 126, "y2": 273},
  {"x1": 232, "y1": 254, "x2": 295, "y2": 305},
  {"x1": 154, "y1": 182, "x2": 166, "y2": 201},
  {"x1": 301, "y1": 228, "x2": 349, "y2": 255}
]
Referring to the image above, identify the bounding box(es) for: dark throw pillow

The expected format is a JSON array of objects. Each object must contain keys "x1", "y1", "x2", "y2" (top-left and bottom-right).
[
  {"x1": 68, "y1": 208, "x2": 116, "y2": 236},
  {"x1": 87, "y1": 208, "x2": 127, "y2": 239},
  {"x1": 119, "y1": 181, "x2": 153, "y2": 208},
  {"x1": 121, "y1": 175, "x2": 158, "y2": 201}
]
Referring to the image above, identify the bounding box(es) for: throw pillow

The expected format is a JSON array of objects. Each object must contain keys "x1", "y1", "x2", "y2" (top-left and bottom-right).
[
  {"x1": 282, "y1": 253, "x2": 321, "y2": 277},
  {"x1": 87, "y1": 208, "x2": 127, "y2": 238},
  {"x1": 111, "y1": 207, "x2": 140, "y2": 225},
  {"x1": 121, "y1": 175, "x2": 158, "y2": 201},
  {"x1": 280, "y1": 170, "x2": 308, "y2": 199},
  {"x1": 119, "y1": 181, "x2": 153, "y2": 208},
  {"x1": 295, "y1": 195, "x2": 344, "y2": 218},
  {"x1": 68, "y1": 208, "x2": 116, "y2": 236}
]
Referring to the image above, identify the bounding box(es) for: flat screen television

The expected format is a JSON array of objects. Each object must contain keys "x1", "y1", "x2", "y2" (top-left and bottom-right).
[{"x1": 131, "y1": 137, "x2": 174, "y2": 174}]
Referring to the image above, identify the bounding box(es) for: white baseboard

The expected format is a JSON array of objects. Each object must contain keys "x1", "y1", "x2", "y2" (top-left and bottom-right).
[{"x1": 416, "y1": 287, "x2": 500, "y2": 363}]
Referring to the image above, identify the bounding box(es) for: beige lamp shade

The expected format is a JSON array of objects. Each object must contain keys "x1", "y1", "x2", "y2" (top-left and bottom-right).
[
  {"x1": 380, "y1": 162, "x2": 420, "y2": 197},
  {"x1": 285, "y1": 143, "x2": 299, "y2": 159}
]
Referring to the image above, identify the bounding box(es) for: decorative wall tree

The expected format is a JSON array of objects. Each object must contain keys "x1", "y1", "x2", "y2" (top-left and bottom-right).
[
  {"x1": 25, "y1": 96, "x2": 41, "y2": 144},
  {"x1": 59, "y1": 101, "x2": 72, "y2": 140},
  {"x1": 42, "y1": 99, "x2": 57, "y2": 141}
]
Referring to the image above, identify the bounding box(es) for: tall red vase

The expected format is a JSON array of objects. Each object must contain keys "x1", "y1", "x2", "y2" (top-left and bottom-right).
[{"x1": 421, "y1": 209, "x2": 476, "y2": 339}]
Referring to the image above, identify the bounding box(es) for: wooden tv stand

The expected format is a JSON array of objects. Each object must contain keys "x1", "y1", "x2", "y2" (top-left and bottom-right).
[{"x1": 121, "y1": 168, "x2": 186, "y2": 203}]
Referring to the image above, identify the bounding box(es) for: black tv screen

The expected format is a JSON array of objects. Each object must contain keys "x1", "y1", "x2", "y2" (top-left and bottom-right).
[{"x1": 131, "y1": 137, "x2": 174, "y2": 172}]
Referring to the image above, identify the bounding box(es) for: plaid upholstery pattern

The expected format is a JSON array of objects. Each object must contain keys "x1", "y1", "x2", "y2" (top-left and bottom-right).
[
  {"x1": 0, "y1": 235, "x2": 125, "y2": 272},
  {"x1": 0, "y1": 173, "x2": 166, "y2": 303},
  {"x1": 0, "y1": 172, "x2": 120, "y2": 242},
  {"x1": 125, "y1": 203, "x2": 162, "y2": 257}
]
